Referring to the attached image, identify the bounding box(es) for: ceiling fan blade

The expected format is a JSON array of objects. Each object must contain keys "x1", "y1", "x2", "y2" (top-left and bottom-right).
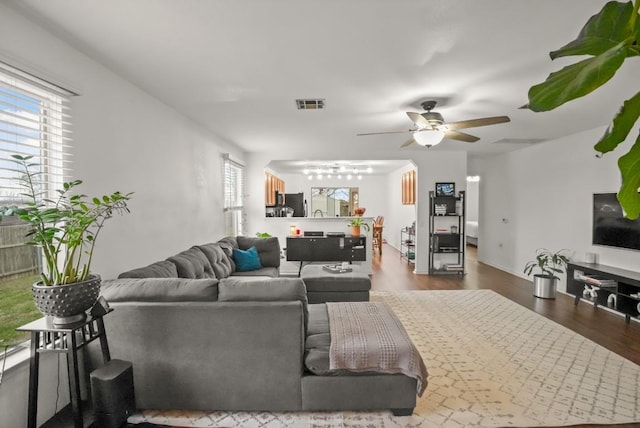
[
  {"x1": 406, "y1": 112, "x2": 432, "y2": 129},
  {"x1": 357, "y1": 130, "x2": 414, "y2": 136},
  {"x1": 444, "y1": 130, "x2": 480, "y2": 143},
  {"x1": 400, "y1": 137, "x2": 415, "y2": 148},
  {"x1": 445, "y1": 116, "x2": 510, "y2": 130}
]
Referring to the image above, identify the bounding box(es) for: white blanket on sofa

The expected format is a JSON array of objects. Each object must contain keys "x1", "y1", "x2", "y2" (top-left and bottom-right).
[{"x1": 327, "y1": 301, "x2": 428, "y2": 396}]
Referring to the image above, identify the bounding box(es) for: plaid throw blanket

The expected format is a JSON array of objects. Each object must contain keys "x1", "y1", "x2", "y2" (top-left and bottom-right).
[{"x1": 327, "y1": 302, "x2": 428, "y2": 396}]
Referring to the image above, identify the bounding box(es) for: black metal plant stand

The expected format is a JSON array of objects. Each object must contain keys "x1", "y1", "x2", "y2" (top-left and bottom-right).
[{"x1": 17, "y1": 312, "x2": 112, "y2": 428}]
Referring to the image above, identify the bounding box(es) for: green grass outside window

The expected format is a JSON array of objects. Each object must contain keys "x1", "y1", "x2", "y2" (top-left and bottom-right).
[{"x1": 0, "y1": 275, "x2": 41, "y2": 349}]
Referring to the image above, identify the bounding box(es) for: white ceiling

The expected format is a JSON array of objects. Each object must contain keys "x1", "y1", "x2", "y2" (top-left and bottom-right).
[
  {"x1": 5, "y1": 0, "x2": 637, "y2": 170},
  {"x1": 268, "y1": 159, "x2": 410, "y2": 175}
]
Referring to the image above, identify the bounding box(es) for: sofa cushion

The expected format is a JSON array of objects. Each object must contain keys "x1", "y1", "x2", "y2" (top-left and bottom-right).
[
  {"x1": 304, "y1": 304, "x2": 375, "y2": 376},
  {"x1": 230, "y1": 266, "x2": 279, "y2": 278},
  {"x1": 305, "y1": 305, "x2": 333, "y2": 375},
  {"x1": 117, "y1": 260, "x2": 179, "y2": 279},
  {"x1": 167, "y1": 247, "x2": 216, "y2": 279},
  {"x1": 307, "y1": 303, "x2": 330, "y2": 335},
  {"x1": 304, "y1": 332, "x2": 332, "y2": 375},
  {"x1": 300, "y1": 265, "x2": 371, "y2": 292},
  {"x1": 219, "y1": 277, "x2": 308, "y2": 330},
  {"x1": 233, "y1": 246, "x2": 263, "y2": 272},
  {"x1": 236, "y1": 236, "x2": 281, "y2": 268},
  {"x1": 100, "y1": 278, "x2": 219, "y2": 302},
  {"x1": 196, "y1": 243, "x2": 234, "y2": 279},
  {"x1": 217, "y1": 237, "x2": 238, "y2": 271}
]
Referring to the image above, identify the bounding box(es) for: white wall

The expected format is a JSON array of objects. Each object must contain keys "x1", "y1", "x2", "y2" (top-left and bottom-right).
[
  {"x1": 386, "y1": 163, "x2": 417, "y2": 253},
  {"x1": 411, "y1": 153, "x2": 467, "y2": 273},
  {"x1": 466, "y1": 179, "x2": 479, "y2": 222},
  {"x1": 0, "y1": 4, "x2": 244, "y2": 427},
  {"x1": 0, "y1": 4, "x2": 244, "y2": 280},
  {"x1": 475, "y1": 126, "x2": 640, "y2": 292}
]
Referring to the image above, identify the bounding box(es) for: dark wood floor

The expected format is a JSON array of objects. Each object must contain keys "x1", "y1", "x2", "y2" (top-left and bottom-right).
[{"x1": 371, "y1": 244, "x2": 640, "y2": 428}]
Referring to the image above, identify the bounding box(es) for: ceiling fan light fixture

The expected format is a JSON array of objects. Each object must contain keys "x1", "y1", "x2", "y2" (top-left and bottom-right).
[{"x1": 414, "y1": 129, "x2": 445, "y2": 147}]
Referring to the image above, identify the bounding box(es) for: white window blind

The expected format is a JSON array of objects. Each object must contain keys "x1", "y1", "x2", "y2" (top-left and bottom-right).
[
  {"x1": 0, "y1": 61, "x2": 74, "y2": 206},
  {"x1": 223, "y1": 155, "x2": 245, "y2": 236}
]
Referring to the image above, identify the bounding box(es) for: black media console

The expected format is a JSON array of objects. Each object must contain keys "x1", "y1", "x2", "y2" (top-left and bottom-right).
[
  {"x1": 286, "y1": 235, "x2": 366, "y2": 262},
  {"x1": 566, "y1": 261, "x2": 640, "y2": 323},
  {"x1": 286, "y1": 235, "x2": 366, "y2": 275}
]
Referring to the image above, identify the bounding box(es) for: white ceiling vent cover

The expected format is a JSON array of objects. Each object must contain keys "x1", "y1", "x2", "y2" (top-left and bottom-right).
[{"x1": 296, "y1": 99, "x2": 325, "y2": 110}]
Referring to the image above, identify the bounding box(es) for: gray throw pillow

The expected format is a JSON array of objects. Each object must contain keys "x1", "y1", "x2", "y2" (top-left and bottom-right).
[{"x1": 236, "y1": 236, "x2": 281, "y2": 268}]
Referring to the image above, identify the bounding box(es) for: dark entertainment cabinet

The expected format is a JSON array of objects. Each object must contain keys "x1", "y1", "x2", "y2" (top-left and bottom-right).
[
  {"x1": 286, "y1": 235, "x2": 366, "y2": 262},
  {"x1": 566, "y1": 262, "x2": 640, "y2": 323}
]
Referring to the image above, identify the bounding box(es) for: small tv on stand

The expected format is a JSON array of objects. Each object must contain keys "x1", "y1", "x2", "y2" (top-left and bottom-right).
[{"x1": 435, "y1": 182, "x2": 455, "y2": 197}]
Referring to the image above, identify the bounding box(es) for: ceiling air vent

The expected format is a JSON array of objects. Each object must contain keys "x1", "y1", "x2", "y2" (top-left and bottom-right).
[{"x1": 296, "y1": 99, "x2": 325, "y2": 110}]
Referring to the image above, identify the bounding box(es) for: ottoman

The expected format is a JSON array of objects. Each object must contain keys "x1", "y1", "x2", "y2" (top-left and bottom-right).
[{"x1": 300, "y1": 264, "x2": 371, "y2": 304}]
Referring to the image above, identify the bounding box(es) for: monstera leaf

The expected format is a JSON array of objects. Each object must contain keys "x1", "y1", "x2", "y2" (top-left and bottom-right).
[{"x1": 526, "y1": 0, "x2": 640, "y2": 218}]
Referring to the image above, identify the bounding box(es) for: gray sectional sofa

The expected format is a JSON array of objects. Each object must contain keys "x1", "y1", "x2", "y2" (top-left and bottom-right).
[
  {"x1": 94, "y1": 236, "x2": 419, "y2": 415},
  {"x1": 118, "y1": 236, "x2": 282, "y2": 280}
]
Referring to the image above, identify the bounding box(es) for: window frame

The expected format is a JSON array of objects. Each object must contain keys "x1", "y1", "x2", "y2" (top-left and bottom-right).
[
  {"x1": 223, "y1": 154, "x2": 245, "y2": 236},
  {"x1": 0, "y1": 60, "x2": 74, "y2": 358}
]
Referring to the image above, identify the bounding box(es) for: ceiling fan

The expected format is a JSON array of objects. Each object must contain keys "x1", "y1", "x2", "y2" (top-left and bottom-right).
[{"x1": 357, "y1": 101, "x2": 510, "y2": 147}]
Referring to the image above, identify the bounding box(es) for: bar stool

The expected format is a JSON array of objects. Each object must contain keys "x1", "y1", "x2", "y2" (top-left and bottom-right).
[{"x1": 372, "y1": 216, "x2": 384, "y2": 255}]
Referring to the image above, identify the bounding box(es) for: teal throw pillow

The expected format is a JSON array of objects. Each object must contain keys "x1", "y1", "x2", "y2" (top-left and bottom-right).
[{"x1": 233, "y1": 246, "x2": 263, "y2": 272}]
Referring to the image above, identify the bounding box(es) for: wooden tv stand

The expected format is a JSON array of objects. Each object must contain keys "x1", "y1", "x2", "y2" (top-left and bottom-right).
[{"x1": 566, "y1": 262, "x2": 640, "y2": 323}]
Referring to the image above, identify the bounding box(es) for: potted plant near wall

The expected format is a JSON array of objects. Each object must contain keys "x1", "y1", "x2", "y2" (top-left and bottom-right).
[
  {"x1": 524, "y1": 248, "x2": 570, "y2": 299},
  {"x1": 12, "y1": 155, "x2": 132, "y2": 325},
  {"x1": 347, "y1": 217, "x2": 370, "y2": 237}
]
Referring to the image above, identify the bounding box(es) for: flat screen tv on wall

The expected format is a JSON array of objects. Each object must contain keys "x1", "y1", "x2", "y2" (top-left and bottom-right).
[{"x1": 592, "y1": 193, "x2": 640, "y2": 251}]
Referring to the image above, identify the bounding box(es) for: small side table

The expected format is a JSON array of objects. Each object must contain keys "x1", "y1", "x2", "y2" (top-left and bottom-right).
[{"x1": 17, "y1": 312, "x2": 112, "y2": 428}]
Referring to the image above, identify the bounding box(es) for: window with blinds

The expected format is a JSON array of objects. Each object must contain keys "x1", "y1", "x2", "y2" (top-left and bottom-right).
[
  {"x1": 223, "y1": 155, "x2": 245, "y2": 236},
  {"x1": 0, "y1": 62, "x2": 75, "y2": 353},
  {"x1": 0, "y1": 61, "x2": 74, "y2": 208}
]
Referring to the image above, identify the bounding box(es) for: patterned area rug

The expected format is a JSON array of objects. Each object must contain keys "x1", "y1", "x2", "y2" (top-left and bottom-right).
[{"x1": 128, "y1": 290, "x2": 640, "y2": 427}]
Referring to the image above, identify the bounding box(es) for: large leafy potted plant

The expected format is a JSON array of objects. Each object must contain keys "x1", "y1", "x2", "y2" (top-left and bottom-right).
[
  {"x1": 12, "y1": 155, "x2": 132, "y2": 324},
  {"x1": 526, "y1": 0, "x2": 640, "y2": 219},
  {"x1": 347, "y1": 217, "x2": 370, "y2": 236},
  {"x1": 523, "y1": 248, "x2": 570, "y2": 299}
]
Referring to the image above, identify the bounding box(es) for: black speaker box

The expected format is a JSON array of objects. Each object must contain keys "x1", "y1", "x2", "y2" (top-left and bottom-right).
[
  {"x1": 90, "y1": 359, "x2": 136, "y2": 428},
  {"x1": 304, "y1": 231, "x2": 324, "y2": 236}
]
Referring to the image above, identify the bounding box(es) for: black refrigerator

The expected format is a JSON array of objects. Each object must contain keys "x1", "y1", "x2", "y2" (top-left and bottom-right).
[{"x1": 284, "y1": 193, "x2": 306, "y2": 217}]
